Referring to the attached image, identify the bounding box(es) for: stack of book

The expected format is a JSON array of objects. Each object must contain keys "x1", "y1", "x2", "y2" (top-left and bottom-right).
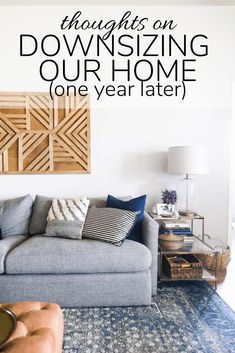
[{"x1": 159, "y1": 220, "x2": 194, "y2": 245}]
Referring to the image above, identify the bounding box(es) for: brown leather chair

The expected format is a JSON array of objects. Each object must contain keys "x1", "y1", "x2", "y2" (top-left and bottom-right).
[{"x1": 0, "y1": 302, "x2": 63, "y2": 353}]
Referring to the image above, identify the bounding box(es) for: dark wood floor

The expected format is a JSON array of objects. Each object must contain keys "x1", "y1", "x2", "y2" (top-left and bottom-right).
[{"x1": 217, "y1": 230, "x2": 235, "y2": 312}]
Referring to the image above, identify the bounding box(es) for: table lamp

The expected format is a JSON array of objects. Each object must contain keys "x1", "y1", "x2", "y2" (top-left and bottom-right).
[{"x1": 167, "y1": 146, "x2": 208, "y2": 216}]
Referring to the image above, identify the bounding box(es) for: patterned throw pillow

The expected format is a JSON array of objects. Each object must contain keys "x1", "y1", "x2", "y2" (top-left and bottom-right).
[
  {"x1": 82, "y1": 206, "x2": 138, "y2": 246},
  {"x1": 45, "y1": 198, "x2": 90, "y2": 239}
]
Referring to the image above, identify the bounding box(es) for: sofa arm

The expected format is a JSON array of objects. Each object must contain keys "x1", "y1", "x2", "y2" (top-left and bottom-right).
[
  {"x1": 0, "y1": 236, "x2": 28, "y2": 274},
  {"x1": 142, "y1": 212, "x2": 159, "y2": 295}
]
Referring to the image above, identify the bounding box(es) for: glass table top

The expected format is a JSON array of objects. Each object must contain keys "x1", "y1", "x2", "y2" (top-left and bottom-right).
[{"x1": 159, "y1": 236, "x2": 216, "y2": 254}]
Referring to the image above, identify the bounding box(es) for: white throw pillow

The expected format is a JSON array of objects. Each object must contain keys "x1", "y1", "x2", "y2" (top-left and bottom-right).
[{"x1": 45, "y1": 198, "x2": 90, "y2": 239}]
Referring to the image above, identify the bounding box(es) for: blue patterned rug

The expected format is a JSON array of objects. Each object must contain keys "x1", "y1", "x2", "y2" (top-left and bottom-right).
[{"x1": 62, "y1": 281, "x2": 235, "y2": 353}]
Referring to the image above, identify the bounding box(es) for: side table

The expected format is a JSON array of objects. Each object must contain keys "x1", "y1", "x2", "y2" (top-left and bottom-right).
[
  {"x1": 158, "y1": 236, "x2": 218, "y2": 289},
  {"x1": 148, "y1": 212, "x2": 218, "y2": 289}
]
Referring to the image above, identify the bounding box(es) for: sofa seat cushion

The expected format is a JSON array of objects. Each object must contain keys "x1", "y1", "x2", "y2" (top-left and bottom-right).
[{"x1": 5, "y1": 236, "x2": 152, "y2": 275}]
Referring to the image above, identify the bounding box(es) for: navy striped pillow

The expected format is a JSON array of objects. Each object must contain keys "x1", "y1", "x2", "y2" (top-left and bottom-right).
[{"x1": 82, "y1": 207, "x2": 138, "y2": 246}]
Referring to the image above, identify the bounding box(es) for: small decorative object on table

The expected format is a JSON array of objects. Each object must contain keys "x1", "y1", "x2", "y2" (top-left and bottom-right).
[
  {"x1": 156, "y1": 189, "x2": 178, "y2": 217},
  {"x1": 161, "y1": 189, "x2": 177, "y2": 209},
  {"x1": 157, "y1": 203, "x2": 172, "y2": 217},
  {"x1": 159, "y1": 219, "x2": 193, "y2": 249},
  {"x1": 152, "y1": 189, "x2": 178, "y2": 217},
  {"x1": 159, "y1": 228, "x2": 184, "y2": 250}
]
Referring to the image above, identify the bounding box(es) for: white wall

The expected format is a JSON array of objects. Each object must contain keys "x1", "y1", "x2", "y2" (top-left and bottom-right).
[
  {"x1": 0, "y1": 5, "x2": 234, "y2": 243},
  {"x1": 231, "y1": 85, "x2": 235, "y2": 224}
]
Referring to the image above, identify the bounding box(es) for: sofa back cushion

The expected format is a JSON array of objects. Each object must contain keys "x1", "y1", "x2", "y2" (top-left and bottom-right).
[
  {"x1": 0, "y1": 195, "x2": 33, "y2": 238},
  {"x1": 29, "y1": 195, "x2": 131, "y2": 235},
  {"x1": 29, "y1": 195, "x2": 52, "y2": 235},
  {"x1": 29, "y1": 196, "x2": 108, "y2": 235}
]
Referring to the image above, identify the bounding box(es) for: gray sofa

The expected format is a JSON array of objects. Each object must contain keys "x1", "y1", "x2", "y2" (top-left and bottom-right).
[{"x1": 0, "y1": 196, "x2": 159, "y2": 307}]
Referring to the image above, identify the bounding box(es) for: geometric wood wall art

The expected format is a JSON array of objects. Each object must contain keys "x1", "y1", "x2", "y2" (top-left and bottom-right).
[{"x1": 0, "y1": 92, "x2": 90, "y2": 174}]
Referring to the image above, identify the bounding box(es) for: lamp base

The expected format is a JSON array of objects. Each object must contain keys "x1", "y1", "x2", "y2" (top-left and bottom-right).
[{"x1": 177, "y1": 175, "x2": 197, "y2": 217}]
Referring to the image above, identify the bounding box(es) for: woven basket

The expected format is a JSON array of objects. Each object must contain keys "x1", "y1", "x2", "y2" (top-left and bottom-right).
[
  {"x1": 163, "y1": 254, "x2": 203, "y2": 279},
  {"x1": 198, "y1": 249, "x2": 231, "y2": 271}
]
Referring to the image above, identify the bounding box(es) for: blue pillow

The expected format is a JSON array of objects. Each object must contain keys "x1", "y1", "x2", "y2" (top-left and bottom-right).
[{"x1": 106, "y1": 195, "x2": 147, "y2": 242}]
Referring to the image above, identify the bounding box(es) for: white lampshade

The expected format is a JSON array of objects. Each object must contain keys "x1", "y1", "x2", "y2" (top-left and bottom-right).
[{"x1": 167, "y1": 146, "x2": 208, "y2": 175}]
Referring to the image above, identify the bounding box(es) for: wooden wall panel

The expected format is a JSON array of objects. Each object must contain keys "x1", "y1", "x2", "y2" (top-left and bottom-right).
[{"x1": 0, "y1": 92, "x2": 90, "y2": 174}]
